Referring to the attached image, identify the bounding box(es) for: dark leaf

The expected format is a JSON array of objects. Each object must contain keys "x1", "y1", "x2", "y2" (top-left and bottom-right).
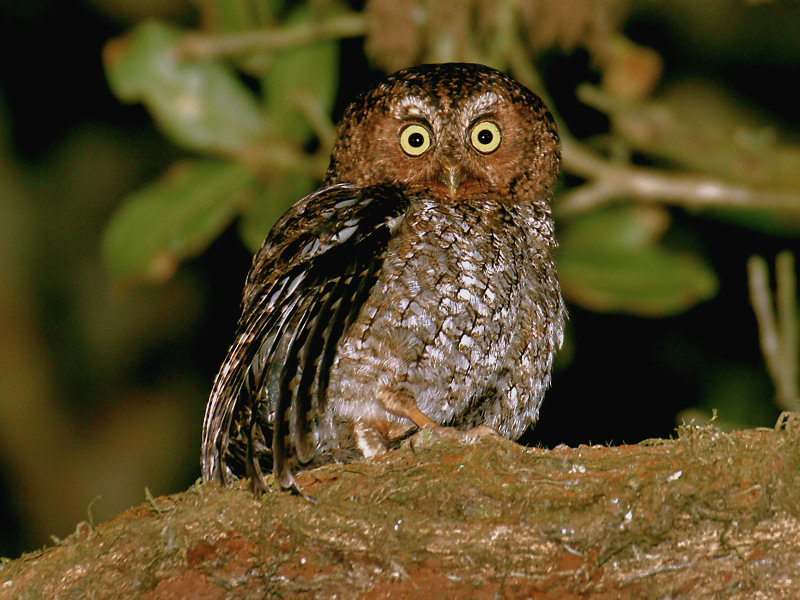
[
  {"x1": 557, "y1": 205, "x2": 718, "y2": 316},
  {"x1": 103, "y1": 160, "x2": 255, "y2": 282},
  {"x1": 104, "y1": 21, "x2": 267, "y2": 155}
]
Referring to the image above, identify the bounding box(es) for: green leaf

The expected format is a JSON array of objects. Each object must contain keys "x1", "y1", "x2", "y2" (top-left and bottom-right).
[
  {"x1": 700, "y1": 206, "x2": 800, "y2": 236},
  {"x1": 104, "y1": 21, "x2": 266, "y2": 154},
  {"x1": 263, "y1": 6, "x2": 339, "y2": 143},
  {"x1": 556, "y1": 205, "x2": 718, "y2": 317},
  {"x1": 103, "y1": 160, "x2": 255, "y2": 282},
  {"x1": 239, "y1": 175, "x2": 315, "y2": 252}
]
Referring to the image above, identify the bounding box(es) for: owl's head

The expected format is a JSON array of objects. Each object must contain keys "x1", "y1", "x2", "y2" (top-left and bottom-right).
[{"x1": 324, "y1": 63, "x2": 560, "y2": 203}]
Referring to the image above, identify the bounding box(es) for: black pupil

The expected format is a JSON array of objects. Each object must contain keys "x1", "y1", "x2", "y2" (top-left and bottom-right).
[
  {"x1": 477, "y1": 128, "x2": 494, "y2": 145},
  {"x1": 408, "y1": 132, "x2": 425, "y2": 147}
]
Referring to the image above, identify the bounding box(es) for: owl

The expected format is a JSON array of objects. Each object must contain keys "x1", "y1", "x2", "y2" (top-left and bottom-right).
[{"x1": 202, "y1": 63, "x2": 563, "y2": 492}]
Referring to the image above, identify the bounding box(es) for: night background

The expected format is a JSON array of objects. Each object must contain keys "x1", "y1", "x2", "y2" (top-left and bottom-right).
[{"x1": 1, "y1": 0, "x2": 798, "y2": 558}]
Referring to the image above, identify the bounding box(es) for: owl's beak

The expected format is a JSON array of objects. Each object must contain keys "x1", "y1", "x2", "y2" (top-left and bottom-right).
[{"x1": 441, "y1": 165, "x2": 462, "y2": 197}]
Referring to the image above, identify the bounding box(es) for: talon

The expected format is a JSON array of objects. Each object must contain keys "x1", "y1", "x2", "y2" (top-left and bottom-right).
[{"x1": 438, "y1": 424, "x2": 502, "y2": 443}]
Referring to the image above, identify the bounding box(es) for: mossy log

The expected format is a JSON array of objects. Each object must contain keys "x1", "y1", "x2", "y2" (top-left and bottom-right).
[{"x1": 2, "y1": 414, "x2": 799, "y2": 599}]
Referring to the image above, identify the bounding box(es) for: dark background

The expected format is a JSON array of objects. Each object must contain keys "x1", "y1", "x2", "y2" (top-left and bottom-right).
[{"x1": 1, "y1": 0, "x2": 797, "y2": 557}]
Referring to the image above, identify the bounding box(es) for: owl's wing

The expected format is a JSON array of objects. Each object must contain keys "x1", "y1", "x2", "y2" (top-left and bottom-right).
[{"x1": 202, "y1": 182, "x2": 411, "y2": 491}]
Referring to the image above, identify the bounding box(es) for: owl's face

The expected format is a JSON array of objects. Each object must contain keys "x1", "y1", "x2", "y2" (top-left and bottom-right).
[{"x1": 325, "y1": 63, "x2": 560, "y2": 202}]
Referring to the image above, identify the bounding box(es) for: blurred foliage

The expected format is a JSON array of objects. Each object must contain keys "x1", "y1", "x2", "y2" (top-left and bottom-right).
[
  {"x1": 99, "y1": 0, "x2": 800, "y2": 414},
  {"x1": 102, "y1": 159, "x2": 256, "y2": 281},
  {"x1": 105, "y1": 21, "x2": 269, "y2": 156},
  {"x1": 557, "y1": 204, "x2": 718, "y2": 316},
  {"x1": 0, "y1": 116, "x2": 203, "y2": 554},
  {"x1": 2, "y1": 0, "x2": 800, "y2": 558},
  {"x1": 99, "y1": 0, "x2": 799, "y2": 313}
]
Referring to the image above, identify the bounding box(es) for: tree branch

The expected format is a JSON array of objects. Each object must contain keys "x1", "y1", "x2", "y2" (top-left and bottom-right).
[
  {"x1": 3, "y1": 425, "x2": 799, "y2": 597},
  {"x1": 556, "y1": 138, "x2": 800, "y2": 218},
  {"x1": 177, "y1": 11, "x2": 367, "y2": 60}
]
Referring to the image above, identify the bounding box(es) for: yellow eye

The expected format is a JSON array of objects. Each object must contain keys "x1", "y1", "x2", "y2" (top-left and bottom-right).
[
  {"x1": 470, "y1": 121, "x2": 501, "y2": 154},
  {"x1": 399, "y1": 124, "x2": 432, "y2": 156}
]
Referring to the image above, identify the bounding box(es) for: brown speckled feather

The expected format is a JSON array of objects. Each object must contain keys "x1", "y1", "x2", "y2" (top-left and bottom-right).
[
  {"x1": 202, "y1": 184, "x2": 411, "y2": 488},
  {"x1": 202, "y1": 63, "x2": 563, "y2": 491}
]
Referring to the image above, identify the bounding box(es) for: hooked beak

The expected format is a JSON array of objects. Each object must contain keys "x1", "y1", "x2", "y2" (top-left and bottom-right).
[{"x1": 441, "y1": 165, "x2": 462, "y2": 197}]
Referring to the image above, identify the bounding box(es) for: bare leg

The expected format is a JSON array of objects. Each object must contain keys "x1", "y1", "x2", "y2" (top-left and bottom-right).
[{"x1": 377, "y1": 388, "x2": 439, "y2": 429}]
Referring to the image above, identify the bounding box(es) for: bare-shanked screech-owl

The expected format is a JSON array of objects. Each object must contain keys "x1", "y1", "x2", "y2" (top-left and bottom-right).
[{"x1": 202, "y1": 63, "x2": 564, "y2": 491}]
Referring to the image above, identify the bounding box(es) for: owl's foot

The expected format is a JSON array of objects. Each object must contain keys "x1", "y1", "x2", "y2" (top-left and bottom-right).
[
  {"x1": 377, "y1": 387, "x2": 439, "y2": 429},
  {"x1": 449, "y1": 424, "x2": 502, "y2": 442},
  {"x1": 403, "y1": 424, "x2": 502, "y2": 452},
  {"x1": 373, "y1": 387, "x2": 502, "y2": 453}
]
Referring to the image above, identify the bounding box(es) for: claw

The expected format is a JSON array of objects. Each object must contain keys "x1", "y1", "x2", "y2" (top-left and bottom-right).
[{"x1": 404, "y1": 424, "x2": 502, "y2": 452}]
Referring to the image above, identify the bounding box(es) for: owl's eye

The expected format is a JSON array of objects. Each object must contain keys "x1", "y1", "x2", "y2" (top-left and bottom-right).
[
  {"x1": 469, "y1": 121, "x2": 502, "y2": 154},
  {"x1": 399, "y1": 124, "x2": 432, "y2": 156}
]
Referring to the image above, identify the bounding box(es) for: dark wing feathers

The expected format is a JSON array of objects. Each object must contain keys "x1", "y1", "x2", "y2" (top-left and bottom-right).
[
  {"x1": 201, "y1": 183, "x2": 411, "y2": 489},
  {"x1": 292, "y1": 274, "x2": 345, "y2": 464}
]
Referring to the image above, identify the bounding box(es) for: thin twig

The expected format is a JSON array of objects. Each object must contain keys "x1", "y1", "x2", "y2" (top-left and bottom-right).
[
  {"x1": 294, "y1": 93, "x2": 338, "y2": 152},
  {"x1": 506, "y1": 33, "x2": 552, "y2": 110},
  {"x1": 747, "y1": 253, "x2": 800, "y2": 412},
  {"x1": 557, "y1": 139, "x2": 800, "y2": 218},
  {"x1": 145, "y1": 487, "x2": 174, "y2": 514},
  {"x1": 509, "y1": 45, "x2": 800, "y2": 219},
  {"x1": 747, "y1": 255, "x2": 782, "y2": 393},
  {"x1": 776, "y1": 252, "x2": 799, "y2": 397},
  {"x1": 177, "y1": 11, "x2": 367, "y2": 60}
]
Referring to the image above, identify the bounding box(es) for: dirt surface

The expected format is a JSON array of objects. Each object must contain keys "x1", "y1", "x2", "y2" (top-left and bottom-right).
[{"x1": 2, "y1": 414, "x2": 799, "y2": 599}]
